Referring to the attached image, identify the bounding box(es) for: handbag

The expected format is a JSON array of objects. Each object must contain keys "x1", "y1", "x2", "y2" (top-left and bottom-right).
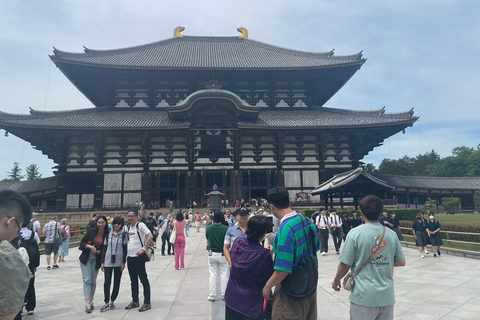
[
  {"x1": 169, "y1": 224, "x2": 177, "y2": 244},
  {"x1": 54, "y1": 222, "x2": 63, "y2": 247},
  {"x1": 280, "y1": 215, "x2": 319, "y2": 301},
  {"x1": 342, "y1": 226, "x2": 386, "y2": 291}
]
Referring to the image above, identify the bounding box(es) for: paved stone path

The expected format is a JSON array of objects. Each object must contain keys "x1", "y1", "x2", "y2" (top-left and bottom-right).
[{"x1": 29, "y1": 229, "x2": 480, "y2": 319}]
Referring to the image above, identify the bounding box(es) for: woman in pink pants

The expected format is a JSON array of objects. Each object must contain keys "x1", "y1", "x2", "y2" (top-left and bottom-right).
[{"x1": 174, "y1": 211, "x2": 187, "y2": 270}]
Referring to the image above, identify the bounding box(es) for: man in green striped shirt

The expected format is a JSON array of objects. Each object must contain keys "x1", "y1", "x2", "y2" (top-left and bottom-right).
[{"x1": 262, "y1": 187, "x2": 320, "y2": 320}]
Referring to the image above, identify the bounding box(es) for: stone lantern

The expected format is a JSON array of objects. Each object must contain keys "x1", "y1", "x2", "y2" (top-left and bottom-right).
[{"x1": 205, "y1": 184, "x2": 224, "y2": 211}]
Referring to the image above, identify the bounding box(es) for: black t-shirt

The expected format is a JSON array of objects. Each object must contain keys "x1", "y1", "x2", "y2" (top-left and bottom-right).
[
  {"x1": 412, "y1": 219, "x2": 427, "y2": 232},
  {"x1": 427, "y1": 220, "x2": 441, "y2": 232},
  {"x1": 379, "y1": 217, "x2": 394, "y2": 229}
]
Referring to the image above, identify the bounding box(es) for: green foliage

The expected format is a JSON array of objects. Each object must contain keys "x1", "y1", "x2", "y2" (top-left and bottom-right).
[
  {"x1": 421, "y1": 198, "x2": 437, "y2": 215},
  {"x1": 361, "y1": 163, "x2": 378, "y2": 174},
  {"x1": 26, "y1": 164, "x2": 42, "y2": 180},
  {"x1": 1, "y1": 178, "x2": 14, "y2": 182},
  {"x1": 370, "y1": 146, "x2": 480, "y2": 177},
  {"x1": 388, "y1": 209, "x2": 420, "y2": 221},
  {"x1": 7, "y1": 162, "x2": 24, "y2": 181},
  {"x1": 474, "y1": 191, "x2": 480, "y2": 213},
  {"x1": 441, "y1": 197, "x2": 461, "y2": 214}
]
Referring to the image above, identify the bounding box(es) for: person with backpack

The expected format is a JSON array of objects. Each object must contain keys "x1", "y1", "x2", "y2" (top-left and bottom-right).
[
  {"x1": 12, "y1": 220, "x2": 40, "y2": 316},
  {"x1": 58, "y1": 218, "x2": 70, "y2": 262},
  {"x1": 145, "y1": 213, "x2": 158, "y2": 249},
  {"x1": 100, "y1": 216, "x2": 128, "y2": 312},
  {"x1": 43, "y1": 216, "x2": 61, "y2": 270},
  {"x1": 125, "y1": 209, "x2": 153, "y2": 312}
]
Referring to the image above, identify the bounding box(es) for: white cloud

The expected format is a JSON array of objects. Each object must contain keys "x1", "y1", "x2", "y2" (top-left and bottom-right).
[{"x1": 1, "y1": 0, "x2": 479, "y2": 179}]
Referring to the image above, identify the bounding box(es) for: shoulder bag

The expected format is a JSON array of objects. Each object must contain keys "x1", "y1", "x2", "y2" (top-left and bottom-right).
[
  {"x1": 169, "y1": 223, "x2": 177, "y2": 244},
  {"x1": 132, "y1": 222, "x2": 154, "y2": 262},
  {"x1": 343, "y1": 226, "x2": 386, "y2": 291},
  {"x1": 280, "y1": 215, "x2": 319, "y2": 301}
]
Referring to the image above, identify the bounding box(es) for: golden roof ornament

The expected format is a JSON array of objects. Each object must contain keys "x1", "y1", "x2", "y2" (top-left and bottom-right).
[
  {"x1": 237, "y1": 27, "x2": 248, "y2": 39},
  {"x1": 174, "y1": 26, "x2": 185, "y2": 38}
]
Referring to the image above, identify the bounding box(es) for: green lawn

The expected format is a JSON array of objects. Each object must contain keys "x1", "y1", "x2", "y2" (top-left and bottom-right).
[{"x1": 435, "y1": 213, "x2": 480, "y2": 225}]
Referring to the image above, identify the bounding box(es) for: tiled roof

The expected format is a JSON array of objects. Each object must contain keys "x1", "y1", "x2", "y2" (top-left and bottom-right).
[
  {"x1": 0, "y1": 106, "x2": 416, "y2": 129},
  {"x1": 374, "y1": 174, "x2": 480, "y2": 191},
  {"x1": 0, "y1": 176, "x2": 58, "y2": 194},
  {"x1": 50, "y1": 36, "x2": 365, "y2": 70},
  {"x1": 239, "y1": 107, "x2": 417, "y2": 128},
  {"x1": 312, "y1": 168, "x2": 393, "y2": 194}
]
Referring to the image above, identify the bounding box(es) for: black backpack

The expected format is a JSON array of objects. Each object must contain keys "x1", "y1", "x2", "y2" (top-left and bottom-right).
[
  {"x1": 145, "y1": 218, "x2": 155, "y2": 233},
  {"x1": 15, "y1": 227, "x2": 40, "y2": 269}
]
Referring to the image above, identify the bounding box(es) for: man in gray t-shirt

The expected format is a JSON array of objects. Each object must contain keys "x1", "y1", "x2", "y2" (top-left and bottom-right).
[
  {"x1": 43, "y1": 217, "x2": 61, "y2": 269},
  {"x1": 332, "y1": 195, "x2": 405, "y2": 320}
]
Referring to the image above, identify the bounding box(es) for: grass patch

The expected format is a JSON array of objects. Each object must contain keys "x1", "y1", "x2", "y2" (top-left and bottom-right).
[
  {"x1": 403, "y1": 234, "x2": 480, "y2": 252},
  {"x1": 435, "y1": 213, "x2": 480, "y2": 225}
]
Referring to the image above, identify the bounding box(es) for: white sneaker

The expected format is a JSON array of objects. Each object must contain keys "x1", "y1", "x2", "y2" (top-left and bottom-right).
[
  {"x1": 321, "y1": 252, "x2": 326, "y2": 256},
  {"x1": 207, "y1": 296, "x2": 215, "y2": 302},
  {"x1": 421, "y1": 254, "x2": 425, "y2": 258},
  {"x1": 424, "y1": 250, "x2": 429, "y2": 254}
]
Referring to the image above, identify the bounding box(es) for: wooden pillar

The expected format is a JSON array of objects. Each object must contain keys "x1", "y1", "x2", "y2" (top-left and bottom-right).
[
  {"x1": 186, "y1": 171, "x2": 197, "y2": 208},
  {"x1": 406, "y1": 189, "x2": 410, "y2": 208},
  {"x1": 141, "y1": 133, "x2": 152, "y2": 205},
  {"x1": 274, "y1": 170, "x2": 284, "y2": 187},
  {"x1": 54, "y1": 134, "x2": 68, "y2": 209},
  {"x1": 94, "y1": 133, "x2": 104, "y2": 209}
]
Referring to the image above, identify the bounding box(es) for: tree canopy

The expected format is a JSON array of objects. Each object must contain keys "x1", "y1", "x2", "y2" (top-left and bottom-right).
[{"x1": 363, "y1": 145, "x2": 480, "y2": 177}]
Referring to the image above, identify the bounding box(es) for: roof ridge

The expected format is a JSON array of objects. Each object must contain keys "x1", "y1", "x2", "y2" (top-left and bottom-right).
[{"x1": 51, "y1": 36, "x2": 365, "y2": 61}]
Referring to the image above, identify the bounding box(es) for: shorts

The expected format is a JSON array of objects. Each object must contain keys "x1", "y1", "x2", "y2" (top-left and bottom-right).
[
  {"x1": 195, "y1": 221, "x2": 200, "y2": 228},
  {"x1": 272, "y1": 283, "x2": 317, "y2": 320},
  {"x1": 350, "y1": 302, "x2": 394, "y2": 320},
  {"x1": 45, "y1": 242, "x2": 59, "y2": 255}
]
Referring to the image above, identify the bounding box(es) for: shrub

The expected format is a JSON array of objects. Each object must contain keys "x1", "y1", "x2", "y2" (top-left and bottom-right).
[
  {"x1": 388, "y1": 209, "x2": 421, "y2": 221},
  {"x1": 441, "y1": 197, "x2": 461, "y2": 214}
]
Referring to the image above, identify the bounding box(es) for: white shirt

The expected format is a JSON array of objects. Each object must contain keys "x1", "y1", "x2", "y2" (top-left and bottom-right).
[
  {"x1": 126, "y1": 222, "x2": 151, "y2": 257},
  {"x1": 330, "y1": 214, "x2": 343, "y2": 227},
  {"x1": 32, "y1": 220, "x2": 41, "y2": 233},
  {"x1": 20, "y1": 227, "x2": 40, "y2": 244},
  {"x1": 316, "y1": 215, "x2": 329, "y2": 229}
]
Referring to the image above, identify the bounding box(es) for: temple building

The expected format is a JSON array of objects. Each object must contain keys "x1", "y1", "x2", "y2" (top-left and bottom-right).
[{"x1": 0, "y1": 27, "x2": 418, "y2": 210}]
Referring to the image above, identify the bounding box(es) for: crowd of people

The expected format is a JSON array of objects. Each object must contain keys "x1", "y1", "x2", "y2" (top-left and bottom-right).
[{"x1": 1, "y1": 187, "x2": 453, "y2": 320}]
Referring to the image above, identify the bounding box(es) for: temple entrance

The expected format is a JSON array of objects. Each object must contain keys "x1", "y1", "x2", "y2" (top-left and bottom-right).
[
  {"x1": 159, "y1": 191, "x2": 176, "y2": 208},
  {"x1": 251, "y1": 189, "x2": 267, "y2": 201}
]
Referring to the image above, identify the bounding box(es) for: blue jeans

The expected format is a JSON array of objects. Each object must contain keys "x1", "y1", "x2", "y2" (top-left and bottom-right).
[
  {"x1": 80, "y1": 253, "x2": 99, "y2": 301},
  {"x1": 185, "y1": 223, "x2": 190, "y2": 236}
]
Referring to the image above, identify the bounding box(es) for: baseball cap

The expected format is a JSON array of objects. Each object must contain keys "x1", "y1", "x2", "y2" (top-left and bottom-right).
[{"x1": 234, "y1": 207, "x2": 250, "y2": 216}]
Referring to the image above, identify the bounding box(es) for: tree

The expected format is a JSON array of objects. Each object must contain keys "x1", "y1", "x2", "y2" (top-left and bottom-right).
[
  {"x1": 441, "y1": 197, "x2": 460, "y2": 214},
  {"x1": 361, "y1": 163, "x2": 377, "y2": 174},
  {"x1": 6, "y1": 162, "x2": 24, "y2": 181},
  {"x1": 25, "y1": 164, "x2": 42, "y2": 180},
  {"x1": 422, "y1": 198, "x2": 437, "y2": 215}
]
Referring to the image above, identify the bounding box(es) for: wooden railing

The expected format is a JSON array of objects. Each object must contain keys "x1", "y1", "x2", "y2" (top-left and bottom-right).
[{"x1": 399, "y1": 226, "x2": 480, "y2": 246}]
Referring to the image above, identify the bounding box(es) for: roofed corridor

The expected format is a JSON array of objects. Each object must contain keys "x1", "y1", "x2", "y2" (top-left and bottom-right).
[{"x1": 28, "y1": 228, "x2": 479, "y2": 320}]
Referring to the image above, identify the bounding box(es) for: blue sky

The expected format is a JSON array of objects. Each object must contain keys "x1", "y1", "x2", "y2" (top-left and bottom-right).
[{"x1": 0, "y1": 1, "x2": 479, "y2": 179}]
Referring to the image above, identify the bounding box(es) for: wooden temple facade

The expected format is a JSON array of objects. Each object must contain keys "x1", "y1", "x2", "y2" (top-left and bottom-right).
[{"x1": 0, "y1": 27, "x2": 418, "y2": 209}]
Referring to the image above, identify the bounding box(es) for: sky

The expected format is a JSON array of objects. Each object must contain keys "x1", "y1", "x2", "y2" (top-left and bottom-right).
[{"x1": 0, "y1": 1, "x2": 479, "y2": 180}]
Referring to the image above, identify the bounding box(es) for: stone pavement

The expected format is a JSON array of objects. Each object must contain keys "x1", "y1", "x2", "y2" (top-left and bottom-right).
[{"x1": 30, "y1": 229, "x2": 480, "y2": 320}]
